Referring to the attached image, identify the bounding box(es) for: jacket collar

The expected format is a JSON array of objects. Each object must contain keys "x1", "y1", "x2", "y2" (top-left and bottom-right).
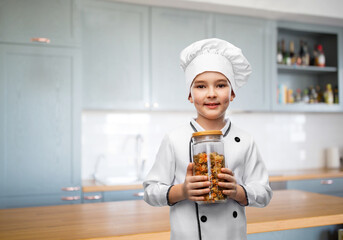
[{"x1": 190, "y1": 117, "x2": 231, "y2": 137}]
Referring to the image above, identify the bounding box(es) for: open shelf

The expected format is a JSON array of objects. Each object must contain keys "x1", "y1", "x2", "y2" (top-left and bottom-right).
[
  {"x1": 277, "y1": 65, "x2": 337, "y2": 74},
  {"x1": 273, "y1": 22, "x2": 341, "y2": 112}
]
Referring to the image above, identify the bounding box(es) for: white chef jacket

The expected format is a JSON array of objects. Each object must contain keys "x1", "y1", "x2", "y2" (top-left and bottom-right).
[{"x1": 143, "y1": 118, "x2": 272, "y2": 240}]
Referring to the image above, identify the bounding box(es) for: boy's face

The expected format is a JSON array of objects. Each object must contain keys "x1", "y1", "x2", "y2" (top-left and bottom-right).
[{"x1": 188, "y1": 71, "x2": 235, "y2": 121}]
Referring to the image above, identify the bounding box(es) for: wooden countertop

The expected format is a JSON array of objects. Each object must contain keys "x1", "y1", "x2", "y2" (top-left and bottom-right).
[
  {"x1": 1, "y1": 190, "x2": 343, "y2": 240},
  {"x1": 83, "y1": 169, "x2": 343, "y2": 192},
  {"x1": 269, "y1": 168, "x2": 343, "y2": 182},
  {"x1": 82, "y1": 179, "x2": 142, "y2": 193}
]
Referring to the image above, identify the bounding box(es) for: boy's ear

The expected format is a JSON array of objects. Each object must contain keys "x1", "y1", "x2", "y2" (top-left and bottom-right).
[
  {"x1": 188, "y1": 93, "x2": 194, "y2": 103},
  {"x1": 230, "y1": 90, "x2": 236, "y2": 101}
]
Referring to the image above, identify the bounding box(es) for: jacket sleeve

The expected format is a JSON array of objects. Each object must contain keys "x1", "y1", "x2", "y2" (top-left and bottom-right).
[
  {"x1": 143, "y1": 134, "x2": 176, "y2": 207},
  {"x1": 241, "y1": 137, "x2": 273, "y2": 208}
]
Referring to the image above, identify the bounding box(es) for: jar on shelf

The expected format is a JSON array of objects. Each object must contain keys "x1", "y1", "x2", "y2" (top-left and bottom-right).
[{"x1": 192, "y1": 130, "x2": 226, "y2": 204}]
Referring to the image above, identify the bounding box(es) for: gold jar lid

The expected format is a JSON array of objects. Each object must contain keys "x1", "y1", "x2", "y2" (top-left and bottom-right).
[{"x1": 192, "y1": 130, "x2": 222, "y2": 137}]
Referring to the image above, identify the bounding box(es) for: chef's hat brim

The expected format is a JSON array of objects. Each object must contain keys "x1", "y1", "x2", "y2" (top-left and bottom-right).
[{"x1": 180, "y1": 38, "x2": 252, "y2": 95}]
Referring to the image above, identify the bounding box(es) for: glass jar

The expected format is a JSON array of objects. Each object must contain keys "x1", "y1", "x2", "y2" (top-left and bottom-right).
[{"x1": 192, "y1": 130, "x2": 226, "y2": 204}]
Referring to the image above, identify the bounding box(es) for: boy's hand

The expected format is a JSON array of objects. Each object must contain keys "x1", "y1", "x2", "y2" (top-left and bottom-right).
[
  {"x1": 182, "y1": 163, "x2": 210, "y2": 201},
  {"x1": 218, "y1": 168, "x2": 248, "y2": 205},
  {"x1": 218, "y1": 168, "x2": 238, "y2": 199}
]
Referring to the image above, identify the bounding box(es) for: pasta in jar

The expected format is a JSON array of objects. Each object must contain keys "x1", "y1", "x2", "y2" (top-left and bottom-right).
[{"x1": 193, "y1": 152, "x2": 227, "y2": 203}]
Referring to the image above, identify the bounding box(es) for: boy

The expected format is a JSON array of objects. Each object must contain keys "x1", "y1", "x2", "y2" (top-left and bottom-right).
[{"x1": 143, "y1": 38, "x2": 272, "y2": 240}]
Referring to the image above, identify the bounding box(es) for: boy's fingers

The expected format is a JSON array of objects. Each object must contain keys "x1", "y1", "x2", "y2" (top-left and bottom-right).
[
  {"x1": 218, "y1": 173, "x2": 235, "y2": 182},
  {"x1": 186, "y1": 163, "x2": 193, "y2": 176},
  {"x1": 189, "y1": 188, "x2": 210, "y2": 197},
  {"x1": 189, "y1": 196, "x2": 206, "y2": 201},
  {"x1": 189, "y1": 175, "x2": 208, "y2": 182},
  {"x1": 221, "y1": 168, "x2": 234, "y2": 176},
  {"x1": 189, "y1": 181, "x2": 210, "y2": 189},
  {"x1": 218, "y1": 182, "x2": 236, "y2": 189}
]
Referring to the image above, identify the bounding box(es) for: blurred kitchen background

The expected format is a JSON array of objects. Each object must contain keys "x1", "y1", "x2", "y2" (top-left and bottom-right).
[{"x1": 1, "y1": 0, "x2": 343, "y2": 209}]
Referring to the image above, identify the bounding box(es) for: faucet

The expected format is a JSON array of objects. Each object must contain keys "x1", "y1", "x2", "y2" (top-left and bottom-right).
[
  {"x1": 93, "y1": 154, "x2": 105, "y2": 180},
  {"x1": 135, "y1": 134, "x2": 145, "y2": 181}
]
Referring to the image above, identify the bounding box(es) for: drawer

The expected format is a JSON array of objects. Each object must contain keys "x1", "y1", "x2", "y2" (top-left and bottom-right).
[
  {"x1": 287, "y1": 178, "x2": 343, "y2": 195},
  {"x1": 103, "y1": 189, "x2": 144, "y2": 202},
  {"x1": 82, "y1": 192, "x2": 103, "y2": 203}
]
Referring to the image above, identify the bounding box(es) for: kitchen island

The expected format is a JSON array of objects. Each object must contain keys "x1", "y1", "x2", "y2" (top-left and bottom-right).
[{"x1": 0, "y1": 190, "x2": 342, "y2": 240}]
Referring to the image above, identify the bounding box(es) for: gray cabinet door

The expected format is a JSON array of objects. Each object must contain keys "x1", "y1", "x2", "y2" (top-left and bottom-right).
[
  {"x1": 0, "y1": 44, "x2": 81, "y2": 208},
  {"x1": 81, "y1": 1, "x2": 150, "y2": 110},
  {"x1": 0, "y1": 0, "x2": 80, "y2": 47},
  {"x1": 103, "y1": 189, "x2": 143, "y2": 202},
  {"x1": 151, "y1": 7, "x2": 212, "y2": 111},
  {"x1": 214, "y1": 15, "x2": 272, "y2": 111},
  {"x1": 287, "y1": 178, "x2": 343, "y2": 196}
]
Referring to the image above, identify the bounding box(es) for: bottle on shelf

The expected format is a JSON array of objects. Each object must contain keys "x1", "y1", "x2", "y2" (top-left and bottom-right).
[
  {"x1": 302, "y1": 42, "x2": 310, "y2": 66},
  {"x1": 297, "y1": 40, "x2": 305, "y2": 65},
  {"x1": 289, "y1": 40, "x2": 296, "y2": 65},
  {"x1": 311, "y1": 47, "x2": 318, "y2": 66},
  {"x1": 295, "y1": 88, "x2": 302, "y2": 103},
  {"x1": 287, "y1": 89, "x2": 294, "y2": 103},
  {"x1": 316, "y1": 44, "x2": 326, "y2": 67},
  {"x1": 282, "y1": 40, "x2": 291, "y2": 65},
  {"x1": 334, "y1": 85, "x2": 339, "y2": 104},
  {"x1": 309, "y1": 86, "x2": 318, "y2": 104},
  {"x1": 302, "y1": 88, "x2": 310, "y2": 103},
  {"x1": 281, "y1": 39, "x2": 286, "y2": 65},
  {"x1": 277, "y1": 41, "x2": 283, "y2": 64},
  {"x1": 324, "y1": 84, "x2": 334, "y2": 104},
  {"x1": 316, "y1": 85, "x2": 323, "y2": 103}
]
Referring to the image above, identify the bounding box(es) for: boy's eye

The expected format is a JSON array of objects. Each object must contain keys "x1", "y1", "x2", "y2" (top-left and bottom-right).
[
  {"x1": 217, "y1": 84, "x2": 227, "y2": 88},
  {"x1": 196, "y1": 85, "x2": 205, "y2": 89}
]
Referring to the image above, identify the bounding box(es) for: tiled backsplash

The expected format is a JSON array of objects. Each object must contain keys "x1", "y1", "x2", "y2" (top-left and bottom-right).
[{"x1": 82, "y1": 111, "x2": 343, "y2": 180}]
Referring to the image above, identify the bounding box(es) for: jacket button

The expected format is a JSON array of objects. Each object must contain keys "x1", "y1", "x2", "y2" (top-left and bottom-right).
[
  {"x1": 233, "y1": 211, "x2": 238, "y2": 218},
  {"x1": 235, "y1": 137, "x2": 240, "y2": 142},
  {"x1": 200, "y1": 215, "x2": 207, "y2": 222}
]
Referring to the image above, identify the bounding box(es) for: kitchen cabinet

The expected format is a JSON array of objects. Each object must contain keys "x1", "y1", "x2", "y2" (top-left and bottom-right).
[
  {"x1": 150, "y1": 7, "x2": 212, "y2": 111},
  {"x1": 82, "y1": 192, "x2": 103, "y2": 203},
  {"x1": 81, "y1": 3, "x2": 273, "y2": 112},
  {"x1": 82, "y1": 180, "x2": 143, "y2": 203},
  {"x1": 103, "y1": 189, "x2": 144, "y2": 202},
  {"x1": 214, "y1": 15, "x2": 273, "y2": 111},
  {"x1": 248, "y1": 225, "x2": 341, "y2": 240},
  {"x1": 272, "y1": 21, "x2": 343, "y2": 112},
  {"x1": 287, "y1": 177, "x2": 343, "y2": 197},
  {"x1": 0, "y1": 0, "x2": 80, "y2": 47},
  {"x1": 81, "y1": 0, "x2": 150, "y2": 110},
  {"x1": 0, "y1": 44, "x2": 81, "y2": 209}
]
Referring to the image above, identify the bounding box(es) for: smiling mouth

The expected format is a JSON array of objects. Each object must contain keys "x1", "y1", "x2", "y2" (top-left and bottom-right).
[{"x1": 204, "y1": 103, "x2": 220, "y2": 109}]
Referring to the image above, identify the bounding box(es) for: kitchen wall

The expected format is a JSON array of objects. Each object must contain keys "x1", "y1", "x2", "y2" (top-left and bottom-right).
[
  {"x1": 82, "y1": 110, "x2": 343, "y2": 180},
  {"x1": 119, "y1": 0, "x2": 343, "y2": 27}
]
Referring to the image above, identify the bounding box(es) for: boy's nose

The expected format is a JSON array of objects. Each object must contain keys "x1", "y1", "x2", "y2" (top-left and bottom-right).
[{"x1": 207, "y1": 86, "x2": 217, "y2": 98}]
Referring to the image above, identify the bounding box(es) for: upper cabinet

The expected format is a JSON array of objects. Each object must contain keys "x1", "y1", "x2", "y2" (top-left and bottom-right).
[
  {"x1": 81, "y1": 1, "x2": 150, "y2": 110},
  {"x1": 81, "y1": 1, "x2": 342, "y2": 112},
  {"x1": 272, "y1": 21, "x2": 343, "y2": 112},
  {"x1": 0, "y1": 44, "x2": 81, "y2": 208},
  {"x1": 214, "y1": 15, "x2": 272, "y2": 111},
  {"x1": 0, "y1": 0, "x2": 80, "y2": 47},
  {"x1": 151, "y1": 7, "x2": 212, "y2": 111}
]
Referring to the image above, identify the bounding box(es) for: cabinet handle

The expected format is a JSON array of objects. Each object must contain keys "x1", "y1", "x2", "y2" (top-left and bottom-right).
[
  {"x1": 320, "y1": 179, "x2": 333, "y2": 185},
  {"x1": 84, "y1": 195, "x2": 102, "y2": 200},
  {"x1": 31, "y1": 37, "x2": 51, "y2": 44},
  {"x1": 133, "y1": 192, "x2": 144, "y2": 197},
  {"x1": 61, "y1": 186, "x2": 80, "y2": 191},
  {"x1": 61, "y1": 196, "x2": 80, "y2": 201}
]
